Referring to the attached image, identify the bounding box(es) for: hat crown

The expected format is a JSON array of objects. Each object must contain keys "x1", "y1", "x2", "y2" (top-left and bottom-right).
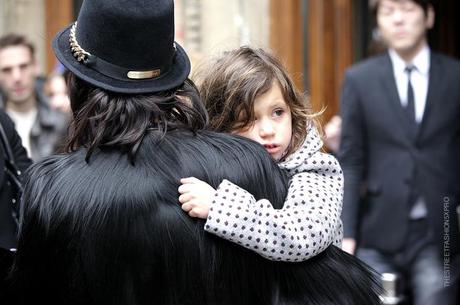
[
  {"x1": 76, "y1": 0, "x2": 175, "y2": 70},
  {"x1": 53, "y1": 0, "x2": 190, "y2": 93}
]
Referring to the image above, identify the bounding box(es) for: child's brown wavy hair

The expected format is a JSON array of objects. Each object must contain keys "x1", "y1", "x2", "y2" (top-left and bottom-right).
[{"x1": 195, "y1": 46, "x2": 321, "y2": 157}]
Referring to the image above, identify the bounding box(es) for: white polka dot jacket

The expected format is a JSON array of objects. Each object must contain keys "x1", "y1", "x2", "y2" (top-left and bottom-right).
[{"x1": 205, "y1": 127, "x2": 344, "y2": 261}]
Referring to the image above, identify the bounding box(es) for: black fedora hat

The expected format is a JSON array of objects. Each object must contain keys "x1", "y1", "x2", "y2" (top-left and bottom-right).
[{"x1": 53, "y1": 0, "x2": 190, "y2": 94}]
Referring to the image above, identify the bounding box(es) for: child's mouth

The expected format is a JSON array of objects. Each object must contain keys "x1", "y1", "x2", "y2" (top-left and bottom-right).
[{"x1": 263, "y1": 144, "x2": 280, "y2": 154}]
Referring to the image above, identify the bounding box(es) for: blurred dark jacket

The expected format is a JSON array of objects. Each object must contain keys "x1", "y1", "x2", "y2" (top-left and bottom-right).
[
  {"x1": 339, "y1": 52, "x2": 460, "y2": 255},
  {"x1": 0, "y1": 110, "x2": 31, "y2": 250},
  {"x1": 29, "y1": 91, "x2": 69, "y2": 160}
]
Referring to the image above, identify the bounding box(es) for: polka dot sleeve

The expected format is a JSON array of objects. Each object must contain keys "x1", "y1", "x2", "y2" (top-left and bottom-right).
[{"x1": 204, "y1": 127, "x2": 343, "y2": 261}]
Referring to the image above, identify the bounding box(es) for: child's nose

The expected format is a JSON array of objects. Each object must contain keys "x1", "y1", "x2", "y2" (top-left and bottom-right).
[{"x1": 259, "y1": 121, "x2": 275, "y2": 137}]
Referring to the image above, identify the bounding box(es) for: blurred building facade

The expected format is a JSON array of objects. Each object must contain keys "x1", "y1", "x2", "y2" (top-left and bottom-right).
[
  {"x1": 1, "y1": 0, "x2": 458, "y2": 123},
  {"x1": 0, "y1": 0, "x2": 46, "y2": 74}
]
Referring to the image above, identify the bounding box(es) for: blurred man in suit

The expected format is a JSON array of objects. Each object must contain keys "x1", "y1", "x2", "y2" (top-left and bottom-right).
[{"x1": 339, "y1": 1, "x2": 459, "y2": 304}]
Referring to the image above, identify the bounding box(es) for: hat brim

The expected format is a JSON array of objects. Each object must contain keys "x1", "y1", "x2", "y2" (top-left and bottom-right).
[{"x1": 53, "y1": 24, "x2": 191, "y2": 94}]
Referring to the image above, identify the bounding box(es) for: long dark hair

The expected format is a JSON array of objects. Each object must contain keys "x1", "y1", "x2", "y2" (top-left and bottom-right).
[
  {"x1": 65, "y1": 73, "x2": 208, "y2": 162},
  {"x1": 11, "y1": 130, "x2": 381, "y2": 305}
]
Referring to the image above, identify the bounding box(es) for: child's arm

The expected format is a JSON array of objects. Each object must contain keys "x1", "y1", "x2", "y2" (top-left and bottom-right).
[{"x1": 179, "y1": 170, "x2": 343, "y2": 262}]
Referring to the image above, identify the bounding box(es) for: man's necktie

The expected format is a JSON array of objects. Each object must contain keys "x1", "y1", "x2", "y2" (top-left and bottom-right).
[{"x1": 404, "y1": 66, "x2": 416, "y2": 124}]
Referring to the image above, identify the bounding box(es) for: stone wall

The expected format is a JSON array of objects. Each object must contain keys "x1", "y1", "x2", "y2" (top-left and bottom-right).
[{"x1": 177, "y1": 0, "x2": 269, "y2": 71}]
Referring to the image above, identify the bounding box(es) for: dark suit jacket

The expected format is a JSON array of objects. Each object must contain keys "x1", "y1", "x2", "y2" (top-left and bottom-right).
[
  {"x1": 339, "y1": 51, "x2": 460, "y2": 254},
  {"x1": 0, "y1": 111, "x2": 31, "y2": 250}
]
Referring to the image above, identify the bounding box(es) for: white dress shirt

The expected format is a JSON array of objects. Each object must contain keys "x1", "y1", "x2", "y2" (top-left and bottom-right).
[
  {"x1": 389, "y1": 46, "x2": 430, "y2": 123},
  {"x1": 389, "y1": 46, "x2": 430, "y2": 219},
  {"x1": 6, "y1": 107, "x2": 36, "y2": 158}
]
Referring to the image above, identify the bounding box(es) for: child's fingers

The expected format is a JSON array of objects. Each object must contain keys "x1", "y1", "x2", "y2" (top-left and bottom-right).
[
  {"x1": 178, "y1": 183, "x2": 194, "y2": 194},
  {"x1": 189, "y1": 207, "x2": 207, "y2": 219},
  {"x1": 188, "y1": 209, "x2": 199, "y2": 218},
  {"x1": 178, "y1": 193, "x2": 192, "y2": 204},
  {"x1": 181, "y1": 202, "x2": 193, "y2": 212},
  {"x1": 180, "y1": 177, "x2": 200, "y2": 184}
]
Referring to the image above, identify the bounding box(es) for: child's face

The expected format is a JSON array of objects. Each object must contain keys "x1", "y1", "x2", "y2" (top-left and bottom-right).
[{"x1": 234, "y1": 82, "x2": 292, "y2": 161}]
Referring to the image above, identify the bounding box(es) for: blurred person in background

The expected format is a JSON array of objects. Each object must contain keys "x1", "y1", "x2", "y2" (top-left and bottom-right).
[
  {"x1": 339, "y1": 0, "x2": 460, "y2": 304},
  {"x1": 324, "y1": 115, "x2": 342, "y2": 154},
  {"x1": 0, "y1": 110, "x2": 30, "y2": 302},
  {"x1": 0, "y1": 34, "x2": 69, "y2": 161},
  {"x1": 44, "y1": 72, "x2": 71, "y2": 114}
]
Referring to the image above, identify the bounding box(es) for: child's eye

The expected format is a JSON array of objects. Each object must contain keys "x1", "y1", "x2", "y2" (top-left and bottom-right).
[{"x1": 273, "y1": 109, "x2": 284, "y2": 117}]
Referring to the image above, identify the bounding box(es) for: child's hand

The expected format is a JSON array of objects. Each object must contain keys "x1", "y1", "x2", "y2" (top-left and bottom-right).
[{"x1": 178, "y1": 177, "x2": 216, "y2": 219}]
